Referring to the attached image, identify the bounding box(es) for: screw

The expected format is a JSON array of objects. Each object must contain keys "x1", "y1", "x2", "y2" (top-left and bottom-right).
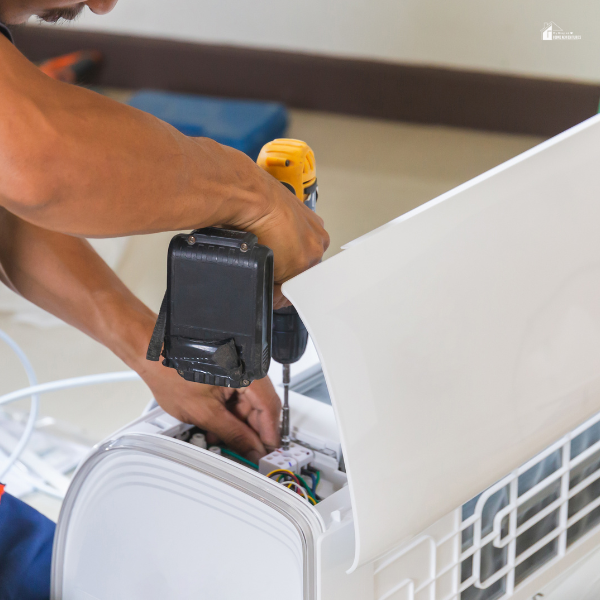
[
  {"x1": 285, "y1": 159, "x2": 290, "y2": 166},
  {"x1": 242, "y1": 379, "x2": 250, "y2": 386},
  {"x1": 532, "y1": 595, "x2": 544, "y2": 599},
  {"x1": 178, "y1": 370, "x2": 184, "y2": 376},
  {"x1": 187, "y1": 235, "x2": 196, "y2": 245},
  {"x1": 240, "y1": 242, "x2": 249, "y2": 252}
]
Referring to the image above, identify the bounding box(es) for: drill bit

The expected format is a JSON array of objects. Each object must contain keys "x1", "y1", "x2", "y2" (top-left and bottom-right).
[{"x1": 281, "y1": 364, "x2": 291, "y2": 451}]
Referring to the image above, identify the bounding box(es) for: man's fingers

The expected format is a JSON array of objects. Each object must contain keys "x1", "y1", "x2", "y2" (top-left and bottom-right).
[
  {"x1": 205, "y1": 432, "x2": 222, "y2": 447},
  {"x1": 227, "y1": 393, "x2": 252, "y2": 421},
  {"x1": 201, "y1": 404, "x2": 266, "y2": 463}
]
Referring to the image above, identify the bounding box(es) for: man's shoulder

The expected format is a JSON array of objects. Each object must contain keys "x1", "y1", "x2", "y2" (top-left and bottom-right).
[{"x1": 0, "y1": 22, "x2": 13, "y2": 44}]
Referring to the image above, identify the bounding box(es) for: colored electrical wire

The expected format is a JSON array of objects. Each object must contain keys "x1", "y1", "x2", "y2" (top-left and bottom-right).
[
  {"x1": 303, "y1": 480, "x2": 318, "y2": 504},
  {"x1": 270, "y1": 469, "x2": 306, "y2": 492},
  {"x1": 282, "y1": 481, "x2": 309, "y2": 501},
  {"x1": 220, "y1": 447, "x2": 259, "y2": 470},
  {"x1": 275, "y1": 471, "x2": 304, "y2": 490},
  {"x1": 280, "y1": 480, "x2": 317, "y2": 505},
  {"x1": 282, "y1": 481, "x2": 317, "y2": 505},
  {"x1": 271, "y1": 471, "x2": 306, "y2": 499},
  {"x1": 267, "y1": 469, "x2": 318, "y2": 502},
  {"x1": 302, "y1": 466, "x2": 321, "y2": 494},
  {"x1": 302, "y1": 471, "x2": 317, "y2": 493},
  {"x1": 272, "y1": 470, "x2": 305, "y2": 491},
  {"x1": 267, "y1": 468, "x2": 299, "y2": 481},
  {"x1": 295, "y1": 475, "x2": 317, "y2": 501}
]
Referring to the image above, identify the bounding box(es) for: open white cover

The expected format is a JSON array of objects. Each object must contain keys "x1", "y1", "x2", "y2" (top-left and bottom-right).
[{"x1": 284, "y1": 114, "x2": 600, "y2": 569}]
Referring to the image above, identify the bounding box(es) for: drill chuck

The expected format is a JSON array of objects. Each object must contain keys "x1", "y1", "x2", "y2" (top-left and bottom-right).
[{"x1": 272, "y1": 306, "x2": 308, "y2": 365}]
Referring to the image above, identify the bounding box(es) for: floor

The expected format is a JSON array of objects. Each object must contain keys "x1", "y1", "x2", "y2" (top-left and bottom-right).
[{"x1": 0, "y1": 106, "x2": 543, "y2": 520}]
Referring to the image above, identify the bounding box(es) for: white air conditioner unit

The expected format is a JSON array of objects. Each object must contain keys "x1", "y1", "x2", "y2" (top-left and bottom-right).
[{"x1": 51, "y1": 114, "x2": 600, "y2": 600}]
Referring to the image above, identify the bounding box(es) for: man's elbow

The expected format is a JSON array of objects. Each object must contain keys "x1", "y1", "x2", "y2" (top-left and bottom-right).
[{"x1": 0, "y1": 128, "x2": 65, "y2": 217}]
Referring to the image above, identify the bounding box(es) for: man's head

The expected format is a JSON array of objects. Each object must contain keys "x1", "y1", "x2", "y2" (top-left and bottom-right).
[{"x1": 0, "y1": 0, "x2": 117, "y2": 25}]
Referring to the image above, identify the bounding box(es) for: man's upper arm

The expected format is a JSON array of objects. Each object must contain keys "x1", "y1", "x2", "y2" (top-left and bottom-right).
[
  {"x1": 0, "y1": 36, "x2": 64, "y2": 211},
  {"x1": 0, "y1": 35, "x2": 272, "y2": 244}
]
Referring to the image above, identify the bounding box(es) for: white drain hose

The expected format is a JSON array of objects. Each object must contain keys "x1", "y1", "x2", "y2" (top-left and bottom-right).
[
  {"x1": 0, "y1": 329, "x2": 39, "y2": 481},
  {"x1": 0, "y1": 328, "x2": 141, "y2": 486}
]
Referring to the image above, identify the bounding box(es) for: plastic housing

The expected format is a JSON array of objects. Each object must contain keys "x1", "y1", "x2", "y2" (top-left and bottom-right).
[{"x1": 284, "y1": 113, "x2": 600, "y2": 569}]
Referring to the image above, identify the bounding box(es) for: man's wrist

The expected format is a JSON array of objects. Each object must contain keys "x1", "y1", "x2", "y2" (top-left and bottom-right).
[
  {"x1": 97, "y1": 291, "x2": 158, "y2": 377},
  {"x1": 193, "y1": 138, "x2": 276, "y2": 229}
]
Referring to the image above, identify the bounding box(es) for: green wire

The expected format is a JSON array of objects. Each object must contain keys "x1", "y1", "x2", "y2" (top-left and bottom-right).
[
  {"x1": 220, "y1": 447, "x2": 259, "y2": 470},
  {"x1": 300, "y1": 473, "x2": 318, "y2": 497},
  {"x1": 299, "y1": 474, "x2": 313, "y2": 490},
  {"x1": 218, "y1": 450, "x2": 321, "y2": 503},
  {"x1": 301, "y1": 470, "x2": 321, "y2": 495},
  {"x1": 292, "y1": 473, "x2": 318, "y2": 502},
  {"x1": 275, "y1": 472, "x2": 317, "y2": 501}
]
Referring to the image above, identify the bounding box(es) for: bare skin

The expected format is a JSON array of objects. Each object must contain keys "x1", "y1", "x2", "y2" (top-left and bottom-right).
[
  {"x1": 0, "y1": 0, "x2": 330, "y2": 458},
  {"x1": 0, "y1": 36, "x2": 328, "y2": 305},
  {"x1": 0, "y1": 0, "x2": 114, "y2": 24},
  {"x1": 0, "y1": 211, "x2": 282, "y2": 459}
]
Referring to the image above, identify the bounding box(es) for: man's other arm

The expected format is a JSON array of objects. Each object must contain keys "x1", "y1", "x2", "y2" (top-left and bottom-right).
[{"x1": 0, "y1": 208, "x2": 281, "y2": 459}]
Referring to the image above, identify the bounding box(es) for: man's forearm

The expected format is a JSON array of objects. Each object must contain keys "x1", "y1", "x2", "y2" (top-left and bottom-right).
[
  {"x1": 0, "y1": 208, "x2": 154, "y2": 373},
  {"x1": 0, "y1": 37, "x2": 278, "y2": 237},
  {"x1": 0, "y1": 208, "x2": 282, "y2": 456}
]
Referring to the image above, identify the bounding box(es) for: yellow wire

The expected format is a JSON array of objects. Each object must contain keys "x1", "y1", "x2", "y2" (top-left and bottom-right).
[
  {"x1": 266, "y1": 468, "x2": 296, "y2": 479},
  {"x1": 283, "y1": 482, "x2": 317, "y2": 505},
  {"x1": 267, "y1": 469, "x2": 317, "y2": 505}
]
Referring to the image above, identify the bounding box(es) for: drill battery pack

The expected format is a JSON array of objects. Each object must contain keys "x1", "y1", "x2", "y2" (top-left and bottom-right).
[{"x1": 147, "y1": 227, "x2": 274, "y2": 388}]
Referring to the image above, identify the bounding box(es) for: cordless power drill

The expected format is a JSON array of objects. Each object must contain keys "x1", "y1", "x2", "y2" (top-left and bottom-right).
[
  {"x1": 147, "y1": 139, "x2": 318, "y2": 453},
  {"x1": 257, "y1": 140, "x2": 318, "y2": 451}
]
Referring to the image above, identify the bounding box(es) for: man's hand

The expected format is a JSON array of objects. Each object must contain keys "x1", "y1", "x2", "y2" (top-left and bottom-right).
[
  {"x1": 141, "y1": 358, "x2": 281, "y2": 462},
  {"x1": 224, "y1": 166, "x2": 329, "y2": 308}
]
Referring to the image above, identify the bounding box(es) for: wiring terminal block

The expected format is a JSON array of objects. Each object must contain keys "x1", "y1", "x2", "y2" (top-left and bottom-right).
[{"x1": 259, "y1": 442, "x2": 314, "y2": 475}]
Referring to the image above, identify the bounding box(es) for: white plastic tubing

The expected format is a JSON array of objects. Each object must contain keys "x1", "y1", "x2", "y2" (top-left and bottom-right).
[
  {"x1": 0, "y1": 371, "x2": 141, "y2": 408},
  {"x1": 0, "y1": 328, "x2": 141, "y2": 481},
  {"x1": 0, "y1": 330, "x2": 40, "y2": 481}
]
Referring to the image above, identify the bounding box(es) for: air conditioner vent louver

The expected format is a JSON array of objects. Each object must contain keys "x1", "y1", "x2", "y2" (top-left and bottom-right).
[{"x1": 373, "y1": 409, "x2": 600, "y2": 600}]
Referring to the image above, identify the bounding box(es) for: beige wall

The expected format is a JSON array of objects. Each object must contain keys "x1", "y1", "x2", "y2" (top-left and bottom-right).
[{"x1": 43, "y1": 0, "x2": 600, "y2": 83}]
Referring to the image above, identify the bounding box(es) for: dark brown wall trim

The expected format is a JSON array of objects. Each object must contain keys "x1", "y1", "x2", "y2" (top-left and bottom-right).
[{"x1": 11, "y1": 25, "x2": 600, "y2": 137}]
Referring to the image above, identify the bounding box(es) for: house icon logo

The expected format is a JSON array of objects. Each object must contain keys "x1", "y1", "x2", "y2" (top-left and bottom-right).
[
  {"x1": 541, "y1": 22, "x2": 562, "y2": 40},
  {"x1": 540, "y1": 22, "x2": 580, "y2": 41}
]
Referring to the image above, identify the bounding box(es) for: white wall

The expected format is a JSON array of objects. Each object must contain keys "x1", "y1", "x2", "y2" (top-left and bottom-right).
[{"x1": 48, "y1": 0, "x2": 600, "y2": 83}]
